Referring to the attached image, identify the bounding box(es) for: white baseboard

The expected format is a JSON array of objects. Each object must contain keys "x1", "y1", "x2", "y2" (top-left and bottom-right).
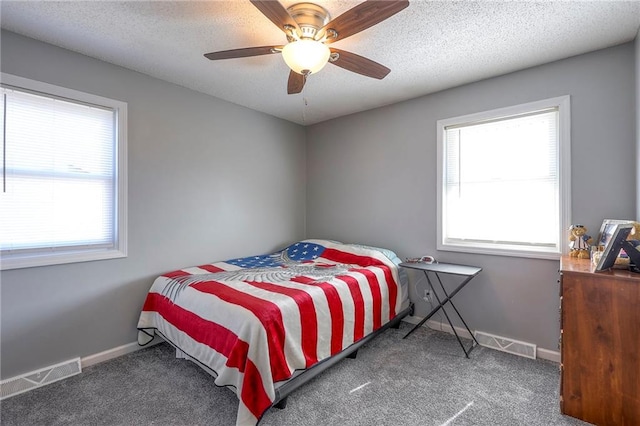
[
  {"x1": 536, "y1": 348, "x2": 561, "y2": 363},
  {"x1": 401, "y1": 315, "x2": 560, "y2": 363},
  {"x1": 81, "y1": 338, "x2": 161, "y2": 369}
]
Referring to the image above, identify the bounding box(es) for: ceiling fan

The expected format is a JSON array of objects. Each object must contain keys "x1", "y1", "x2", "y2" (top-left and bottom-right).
[{"x1": 204, "y1": 0, "x2": 409, "y2": 94}]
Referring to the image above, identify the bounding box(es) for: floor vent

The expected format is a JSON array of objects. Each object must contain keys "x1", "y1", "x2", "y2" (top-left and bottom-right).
[
  {"x1": 473, "y1": 331, "x2": 536, "y2": 359},
  {"x1": 1, "y1": 358, "x2": 81, "y2": 400}
]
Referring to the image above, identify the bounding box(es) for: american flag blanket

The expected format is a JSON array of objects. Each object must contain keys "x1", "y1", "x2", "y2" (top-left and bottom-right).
[{"x1": 137, "y1": 239, "x2": 404, "y2": 425}]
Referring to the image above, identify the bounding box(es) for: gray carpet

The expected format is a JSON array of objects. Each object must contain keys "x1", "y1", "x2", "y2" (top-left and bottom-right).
[{"x1": 0, "y1": 323, "x2": 589, "y2": 426}]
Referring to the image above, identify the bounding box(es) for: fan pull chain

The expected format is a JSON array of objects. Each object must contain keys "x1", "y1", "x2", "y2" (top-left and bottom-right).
[
  {"x1": 302, "y1": 97, "x2": 308, "y2": 125},
  {"x1": 302, "y1": 79, "x2": 308, "y2": 125}
]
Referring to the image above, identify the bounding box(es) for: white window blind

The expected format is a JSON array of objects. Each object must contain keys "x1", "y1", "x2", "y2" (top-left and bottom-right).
[
  {"x1": 0, "y1": 74, "x2": 127, "y2": 269},
  {"x1": 437, "y1": 96, "x2": 570, "y2": 258}
]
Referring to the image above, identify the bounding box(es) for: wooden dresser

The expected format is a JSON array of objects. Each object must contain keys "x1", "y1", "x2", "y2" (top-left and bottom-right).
[{"x1": 559, "y1": 256, "x2": 640, "y2": 425}]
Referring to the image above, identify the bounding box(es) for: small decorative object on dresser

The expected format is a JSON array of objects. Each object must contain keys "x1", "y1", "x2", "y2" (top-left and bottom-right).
[
  {"x1": 595, "y1": 223, "x2": 635, "y2": 271},
  {"x1": 596, "y1": 219, "x2": 635, "y2": 247},
  {"x1": 593, "y1": 222, "x2": 640, "y2": 272},
  {"x1": 568, "y1": 224, "x2": 592, "y2": 259},
  {"x1": 593, "y1": 219, "x2": 638, "y2": 268}
]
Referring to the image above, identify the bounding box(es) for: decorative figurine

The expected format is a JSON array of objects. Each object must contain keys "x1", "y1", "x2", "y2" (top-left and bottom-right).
[
  {"x1": 627, "y1": 221, "x2": 640, "y2": 241},
  {"x1": 569, "y1": 224, "x2": 592, "y2": 259}
]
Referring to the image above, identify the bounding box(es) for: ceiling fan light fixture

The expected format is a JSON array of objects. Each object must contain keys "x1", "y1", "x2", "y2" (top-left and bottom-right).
[{"x1": 282, "y1": 39, "x2": 330, "y2": 75}]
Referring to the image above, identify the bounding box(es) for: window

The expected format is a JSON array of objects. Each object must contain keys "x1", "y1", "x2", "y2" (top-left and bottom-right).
[
  {"x1": 436, "y1": 96, "x2": 570, "y2": 259},
  {"x1": 1, "y1": 74, "x2": 127, "y2": 270}
]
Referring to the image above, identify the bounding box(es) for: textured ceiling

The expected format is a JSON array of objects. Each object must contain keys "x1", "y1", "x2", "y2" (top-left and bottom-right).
[{"x1": 1, "y1": 1, "x2": 639, "y2": 125}]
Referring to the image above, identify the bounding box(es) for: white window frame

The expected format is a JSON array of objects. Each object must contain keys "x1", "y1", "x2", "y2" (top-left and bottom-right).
[
  {"x1": 0, "y1": 73, "x2": 127, "y2": 270},
  {"x1": 436, "y1": 96, "x2": 571, "y2": 259}
]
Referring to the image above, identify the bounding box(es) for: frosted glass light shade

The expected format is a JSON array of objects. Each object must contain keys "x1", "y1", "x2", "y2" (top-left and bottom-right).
[{"x1": 282, "y1": 40, "x2": 330, "y2": 75}]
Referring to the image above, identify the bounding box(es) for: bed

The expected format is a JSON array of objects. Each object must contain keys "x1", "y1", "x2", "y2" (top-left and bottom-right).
[{"x1": 137, "y1": 239, "x2": 412, "y2": 425}]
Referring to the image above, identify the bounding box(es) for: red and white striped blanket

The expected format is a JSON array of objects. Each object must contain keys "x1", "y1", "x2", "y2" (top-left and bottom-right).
[{"x1": 137, "y1": 239, "x2": 403, "y2": 425}]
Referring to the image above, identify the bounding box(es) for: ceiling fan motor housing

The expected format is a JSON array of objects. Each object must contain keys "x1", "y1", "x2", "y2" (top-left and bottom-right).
[{"x1": 287, "y1": 2, "x2": 331, "y2": 39}]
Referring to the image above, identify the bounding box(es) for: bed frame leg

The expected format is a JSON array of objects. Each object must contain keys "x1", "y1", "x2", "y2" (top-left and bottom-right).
[
  {"x1": 274, "y1": 397, "x2": 288, "y2": 410},
  {"x1": 347, "y1": 349, "x2": 358, "y2": 359},
  {"x1": 391, "y1": 320, "x2": 400, "y2": 329}
]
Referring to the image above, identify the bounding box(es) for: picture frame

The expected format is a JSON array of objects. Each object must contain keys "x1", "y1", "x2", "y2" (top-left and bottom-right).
[
  {"x1": 597, "y1": 219, "x2": 634, "y2": 248},
  {"x1": 595, "y1": 223, "x2": 635, "y2": 272}
]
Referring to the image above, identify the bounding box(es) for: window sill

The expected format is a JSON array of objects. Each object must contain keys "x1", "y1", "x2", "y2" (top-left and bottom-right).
[
  {"x1": 0, "y1": 248, "x2": 127, "y2": 270},
  {"x1": 437, "y1": 242, "x2": 562, "y2": 260}
]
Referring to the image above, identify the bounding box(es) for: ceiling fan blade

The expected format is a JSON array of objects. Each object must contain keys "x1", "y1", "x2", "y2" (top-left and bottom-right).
[
  {"x1": 329, "y1": 48, "x2": 390, "y2": 79},
  {"x1": 204, "y1": 46, "x2": 282, "y2": 60},
  {"x1": 287, "y1": 70, "x2": 306, "y2": 94},
  {"x1": 250, "y1": 0, "x2": 301, "y2": 36},
  {"x1": 320, "y1": 0, "x2": 409, "y2": 44}
]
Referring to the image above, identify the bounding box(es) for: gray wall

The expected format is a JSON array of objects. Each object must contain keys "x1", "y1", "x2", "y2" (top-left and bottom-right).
[
  {"x1": 0, "y1": 31, "x2": 306, "y2": 379},
  {"x1": 306, "y1": 43, "x2": 637, "y2": 353}
]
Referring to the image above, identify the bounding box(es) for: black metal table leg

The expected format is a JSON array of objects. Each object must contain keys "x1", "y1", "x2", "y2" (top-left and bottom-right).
[
  {"x1": 400, "y1": 262, "x2": 482, "y2": 358},
  {"x1": 434, "y1": 273, "x2": 480, "y2": 351}
]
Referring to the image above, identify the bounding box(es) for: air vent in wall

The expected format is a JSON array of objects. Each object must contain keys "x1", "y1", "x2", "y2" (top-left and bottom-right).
[
  {"x1": 473, "y1": 331, "x2": 537, "y2": 359},
  {"x1": 1, "y1": 358, "x2": 81, "y2": 400}
]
